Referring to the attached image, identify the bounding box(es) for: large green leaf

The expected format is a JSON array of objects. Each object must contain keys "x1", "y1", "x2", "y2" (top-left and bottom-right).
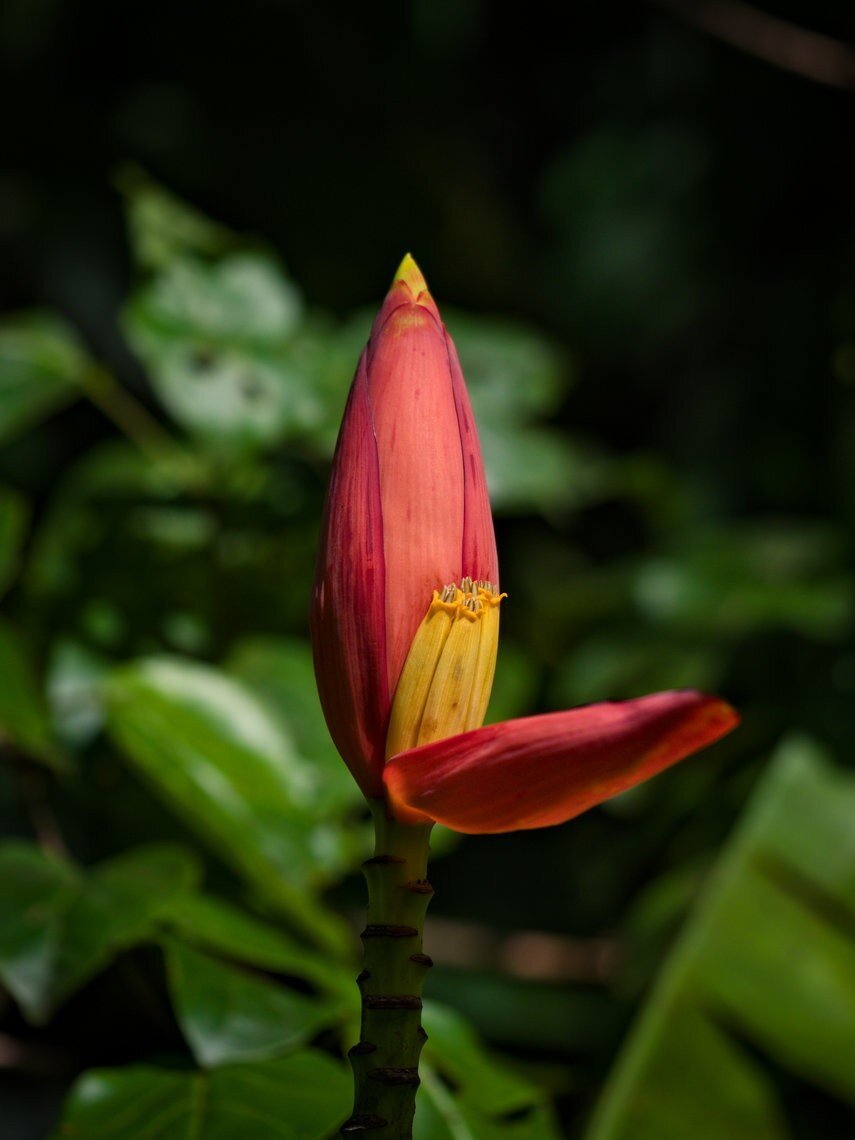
[
  {"x1": 423, "y1": 1001, "x2": 547, "y2": 1117},
  {"x1": 104, "y1": 656, "x2": 350, "y2": 952},
  {"x1": 0, "y1": 619, "x2": 68, "y2": 772},
  {"x1": 0, "y1": 842, "x2": 199, "y2": 1022},
  {"x1": 161, "y1": 891, "x2": 355, "y2": 1002},
  {"x1": 0, "y1": 312, "x2": 89, "y2": 442},
  {"x1": 123, "y1": 253, "x2": 332, "y2": 449},
  {"x1": 417, "y1": 1065, "x2": 559, "y2": 1140},
  {"x1": 52, "y1": 1051, "x2": 352, "y2": 1139},
  {"x1": 165, "y1": 939, "x2": 346, "y2": 1067},
  {"x1": 225, "y1": 636, "x2": 361, "y2": 815},
  {"x1": 587, "y1": 738, "x2": 855, "y2": 1140}
]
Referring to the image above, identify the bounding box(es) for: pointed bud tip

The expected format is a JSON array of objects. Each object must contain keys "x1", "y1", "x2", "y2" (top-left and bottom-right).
[{"x1": 393, "y1": 253, "x2": 429, "y2": 298}]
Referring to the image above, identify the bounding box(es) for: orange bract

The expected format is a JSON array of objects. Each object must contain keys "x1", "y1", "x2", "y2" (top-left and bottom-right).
[{"x1": 383, "y1": 692, "x2": 739, "y2": 833}]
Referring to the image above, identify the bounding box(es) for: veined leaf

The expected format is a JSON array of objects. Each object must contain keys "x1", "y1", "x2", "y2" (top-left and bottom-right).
[
  {"x1": 225, "y1": 636, "x2": 362, "y2": 815},
  {"x1": 417, "y1": 1064, "x2": 560, "y2": 1140},
  {"x1": 124, "y1": 253, "x2": 327, "y2": 450},
  {"x1": 104, "y1": 656, "x2": 351, "y2": 952},
  {"x1": 161, "y1": 891, "x2": 354, "y2": 1002},
  {"x1": 0, "y1": 842, "x2": 199, "y2": 1023},
  {"x1": 422, "y1": 1001, "x2": 547, "y2": 1118},
  {"x1": 165, "y1": 939, "x2": 345, "y2": 1068},
  {"x1": 587, "y1": 738, "x2": 855, "y2": 1140},
  {"x1": 52, "y1": 1051, "x2": 351, "y2": 1139}
]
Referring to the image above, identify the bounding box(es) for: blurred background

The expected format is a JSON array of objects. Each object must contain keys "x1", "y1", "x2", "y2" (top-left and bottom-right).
[{"x1": 1, "y1": 1, "x2": 854, "y2": 1137}]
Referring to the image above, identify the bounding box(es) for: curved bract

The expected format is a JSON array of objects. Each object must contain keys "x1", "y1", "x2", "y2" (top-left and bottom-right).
[{"x1": 383, "y1": 691, "x2": 738, "y2": 833}]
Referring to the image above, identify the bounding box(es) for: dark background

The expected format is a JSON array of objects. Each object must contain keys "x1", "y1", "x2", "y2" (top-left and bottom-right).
[{"x1": 1, "y1": 2, "x2": 854, "y2": 1137}]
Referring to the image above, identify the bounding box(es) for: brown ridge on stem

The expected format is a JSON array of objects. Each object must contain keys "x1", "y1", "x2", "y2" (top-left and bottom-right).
[
  {"x1": 363, "y1": 994, "x2": 423, "y2": 1011},
  {"x1": 368, "y1": 1068, "x2": 421, "y2": 1087},
  {"x1": 402, "y1": 880, "x2": 434, "y2": 895},
  {"x1": 341, "y1": 1114, "x2": 389, "y2": 1133},
  {"x1": 362, "y1": 924, "x2": 419, "y2": 938}
]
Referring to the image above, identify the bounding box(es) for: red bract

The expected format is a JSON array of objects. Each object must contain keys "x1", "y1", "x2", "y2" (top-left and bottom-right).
[
  {"x1": 383, "y1": 691, "x2": 737, "y2": 833},
  {"x1": 311, "y1": 257, "x2": 739, "y2": 823},
  {"x1": 310, "y1": 256, "x2": 497, "y2": 796}
]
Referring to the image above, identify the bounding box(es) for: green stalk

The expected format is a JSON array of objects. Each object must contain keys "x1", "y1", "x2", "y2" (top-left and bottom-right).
[{"x1": 342, "y1": 801, "x2": 434, "y2": 1138}]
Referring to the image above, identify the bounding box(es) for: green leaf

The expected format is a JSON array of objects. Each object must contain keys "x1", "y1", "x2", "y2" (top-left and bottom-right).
[
  {"x1": 225, "y1": 636, "x2": 361, "y2": 815},
  {"x1": 443, "y1": 311, "x2": 615, "y2": 515},
  {"x1": 0, "y1": 619, "x2": 68, "y2": 772},
  {"x1": 52, "y1": 1051, "x2": 352, "y2": 1139},
  {"x1": 165, "y1": 939, "x2": 344, "y2": 1067},
  {"x1": 422, "y1": 1001, "x2": 547, "y2": 1117},
  {"x1": 117, "y1": 165, "x2": 236, "y2": 272},
  {"x1": 587, "y1": 738, "x2": 855, "y2": 1140},
  {"x1": 417, "y1": 1065, "x2": 560, "y2": 1140},
  {"x1": 0, "y1": 312, "x2": 89, "y2": 443},
  {"x1": 0, "y1": 842, "x2": 199, "y2": 1022},
  {"x1": 124, "y1": 253, "x2": 330, "y2": 450},
  {"x1": 551, "y1": 632, "x2": 723, "y2": 707},
  {"x1": 631, "y1": 522, "x2": 853, "y2": 641},
  {"x1": 0, "y1": 484, "x2": 28, "y2": 598},
  {"x1": 162, "y1": 891, "x2": 355, "y2": 1002},
  {"x1": 444, "y1": 311, "x2": 569, "y2": 425},
  {"x1": 485, "y1": 641, "x2": 541, "y2": 726},
  {"x1": 104, "y1": 656, "x2": 350, "y2": 952},
  {"x1": 47, "y1": 639, "x2": 109, "y2": 748}
]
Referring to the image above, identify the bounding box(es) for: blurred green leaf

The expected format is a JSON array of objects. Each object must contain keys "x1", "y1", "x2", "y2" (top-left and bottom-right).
[
  {"x1": 226, "y1": 636, "x2": 361, "y2": 815},
  {"x1": 587, "y1": 739, "x2": 855, "y2": 1140},
  {"x1": 417, "y1": 1064, "x2": 560, "y2": 1140},
  {"x1": 47, "y1": 639, "x2": 109, "y2": 748},
  {"x1": 0, "y1": 619, "x2": 68, "y2": 772},
  {"x1": 52, "y1": 1051, "x2": 352, "y2": 1139},
  {"x1": 161, "y1": 891, "x2": 355, "y2": 1002},
  {"x1": 447, "y1": 310, "x2": 616, "y2": 515},
  {"x1": 485, "y1": 641, "x2": 541, "y2": 726},
  {"x1": 631, "y1": 523, "x2": 853, "y2": 641},
  {"x1": 445, "y1": 311, "x2": 569, "y2": 423},
  {"x1": 423, "y1": 1001, "x2": 552, "y2": 1119},
  {"x1": 117, "y1": 165, "x2": 236, "y2": 272},
  {"x1": 104, "y1": 656, "x2": 351, "y2": 952},
  {"x1": 552, "y1": 632, "x2": 723, "y2": 707},
  {"x1": 124, "y1": 253, "x2": 335, "y2": 450},
  {"x1": 0, "y1": 842, "x2": 199, "y2": 1022},
  {"x1": 430, "y1": 967, "x2": 619, "y2": 1056},
  {"x1": 0, "y1": 312, "x2": 90, "y2": 442},
  {"x1": 480, "y1": 426, "x2": 615, "y2": 515},
  {"x1": 0, "y1": 484, "x2": 28, "y2": 598},
  {"x1": 165, "y1": 939, "x2": 344, "y2": 1067}
]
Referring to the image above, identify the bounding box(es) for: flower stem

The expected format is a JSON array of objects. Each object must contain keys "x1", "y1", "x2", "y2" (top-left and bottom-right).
[{"x1": 343, "y1": 802, "x2": 434, "y2": 1138}]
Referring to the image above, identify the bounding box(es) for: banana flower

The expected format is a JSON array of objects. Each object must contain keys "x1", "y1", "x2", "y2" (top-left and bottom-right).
[
  {"x1": 311, "y1": 256, "x2": 737, "y2": 1137},
  {"x1": 311, "y1": 256, "x2": 737, "y2": 834}
]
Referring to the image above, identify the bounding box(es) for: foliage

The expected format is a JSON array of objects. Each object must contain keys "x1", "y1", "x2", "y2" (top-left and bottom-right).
[
  {"x1": 587, "y1": 738, "x2": 855, "y2": 1139},
  {"x1": 0, "y1": 172, "x2": 853, "y2": 1138}
]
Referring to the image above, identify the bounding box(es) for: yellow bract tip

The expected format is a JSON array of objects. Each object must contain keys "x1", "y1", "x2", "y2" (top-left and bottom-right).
[{"x1": 393, "y1": 253, "x2": 429, "y2": 297}]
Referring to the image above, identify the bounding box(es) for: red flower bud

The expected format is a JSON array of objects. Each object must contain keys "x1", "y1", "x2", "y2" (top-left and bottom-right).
[
  {"x1": 311, "y1": 256, "x2": 497, "y2": 796},
  {"x1": 312, "y1": 257, "x2": 738, "y2": 828}
]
